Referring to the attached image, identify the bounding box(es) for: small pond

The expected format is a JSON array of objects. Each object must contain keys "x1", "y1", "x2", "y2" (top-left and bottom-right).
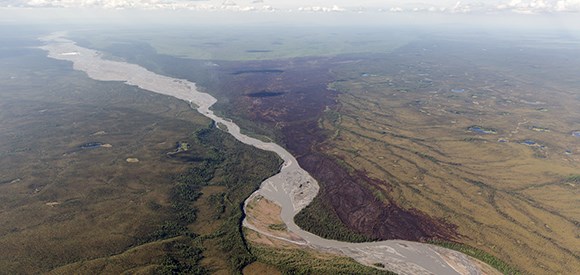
[
  {"x1": 521, "y1": 140, "x2": 537, "y2": 146},
  {"x1": 468, "y1": 126, "x2": 497, "y2": 134},
  {"x1": 80, "y1": 142, "x2": 104, "y2": 149}
]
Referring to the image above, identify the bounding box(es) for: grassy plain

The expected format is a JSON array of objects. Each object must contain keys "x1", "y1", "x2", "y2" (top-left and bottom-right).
[
  {"x1": 315, "y1": 37, "x2": 580, "y2": 274},
  {"x1": 0, "y1": 46, "x2": 207, "y2": 273}
]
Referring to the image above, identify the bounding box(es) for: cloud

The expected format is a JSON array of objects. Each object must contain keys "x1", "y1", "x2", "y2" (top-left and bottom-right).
[
  {"x1": 297, "y1": 5, "x2": 346, "y2": 12},
  {"x1": 496, "y1": 0, "x2": 580, "y2": 13}
]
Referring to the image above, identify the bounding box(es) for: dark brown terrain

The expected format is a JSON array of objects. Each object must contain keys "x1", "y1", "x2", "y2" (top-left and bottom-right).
[{"x1": 208, "y1": 55, "x2": 458, "y2": 241}]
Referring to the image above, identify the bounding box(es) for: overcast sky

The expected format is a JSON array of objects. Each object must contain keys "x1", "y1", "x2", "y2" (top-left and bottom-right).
[
  {"x1": 1, "y1": 0, "x2": 580, "y2": 30},
  {"x1": 2, "y1": 0, "x2": 580, "y2": 13}
]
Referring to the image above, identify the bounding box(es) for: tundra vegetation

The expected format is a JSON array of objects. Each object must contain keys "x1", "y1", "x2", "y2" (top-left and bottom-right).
[
  {"x1": 61, "y1": 28, "x2": 580, "y2": 274},
  {"x1": 306, "y1": 39, "x2": 580, "y2": 274}
]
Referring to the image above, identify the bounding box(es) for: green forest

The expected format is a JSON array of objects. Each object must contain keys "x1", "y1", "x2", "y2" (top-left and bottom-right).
[{"x1": 151, "y1": 123, "x2": 282, "y2": 274}]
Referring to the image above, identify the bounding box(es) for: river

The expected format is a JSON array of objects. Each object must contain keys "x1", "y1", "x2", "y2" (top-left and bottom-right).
[{"x1": 39, "y1": 32, "x2": 495, "y2": 275}]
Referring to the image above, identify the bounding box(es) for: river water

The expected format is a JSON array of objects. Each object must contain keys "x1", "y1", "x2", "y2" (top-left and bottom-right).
[{"x1": 39, "y1": 32, "x2": 494, "y2": 275}]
